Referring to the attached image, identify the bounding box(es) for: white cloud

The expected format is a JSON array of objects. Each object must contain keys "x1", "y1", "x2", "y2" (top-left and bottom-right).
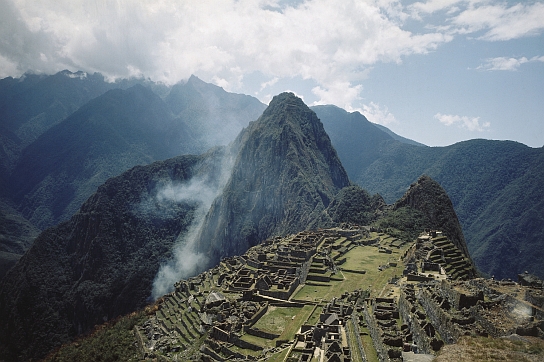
[
  {"x1": 409, "y1": 0, "x2": 463, "y2": 19},
  {"x1": 477, "y1": 56, "x2": 527, "y2": 71},
  {"x1": 260, "y1": 77, "x2": 279, "y2": 91},
  {"x1": 0, "y1": 54, "x2": 19, "y2": 78},
  {"x1": 477, "y1": 55, "x2": 544, "y2": 71},
  {"x1": 409, "y1": 1, "x2": 544, "y2": 41},
  {"x1": 2, "y1": 0, "x2": 542, "y2": 113},
  {"x1": 311, "y1": 81, "x2": 363, "y2": 110},
  {"x1": 1, "y1": 0, "x2": 450, "y2": 91},
  {"x1": 435, "y1": 113, "x2": 490, "y2": 132},
  {"x1": 362, "y1": 102, "x2": 397, "y2": 126},
  {"x1": 451, "y1": 2, "x2": 544, "y2": 41}
]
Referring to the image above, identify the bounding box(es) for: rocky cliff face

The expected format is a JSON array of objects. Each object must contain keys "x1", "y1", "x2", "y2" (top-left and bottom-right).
[{"x1": 195, "y1": 93, "x2": 350, "y2": 266}]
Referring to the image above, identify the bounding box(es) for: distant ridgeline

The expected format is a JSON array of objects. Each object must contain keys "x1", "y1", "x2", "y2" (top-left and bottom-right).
[
  {"x1": 1, "y1": 70, "x2": 541, "y2": 283},
  {"x1": 0, "y1": 92, "x2": 478, "y2": 360},
  {"x1": 314, "y1": 105, "x2": 544, "y2": 281},
  {"x1": 0, "y1": 71, "x2": 266, "y2": 279}
]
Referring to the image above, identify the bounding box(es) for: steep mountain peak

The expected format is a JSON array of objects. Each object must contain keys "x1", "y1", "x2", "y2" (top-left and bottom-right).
[
  {"x1": 261, "y1": 92, "x2": 318, "y2": 125},
  {"x1": 196, "y1": 92, "x2": 350, "y2": 265},
  {"x1": 395, "y1": 175, "x2": 473, "y2": 263},
  {"x1": 264, "y1": 91, "x2": 304, "y2": 111},
  {"x1": 186, "y1": 74, "x2": 210, "y2": 87}
]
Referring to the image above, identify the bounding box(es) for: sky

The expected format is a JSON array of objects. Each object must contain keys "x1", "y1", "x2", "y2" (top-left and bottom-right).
[{"x1": 1, "y1": 0, "x2": 543, "y2": 147}]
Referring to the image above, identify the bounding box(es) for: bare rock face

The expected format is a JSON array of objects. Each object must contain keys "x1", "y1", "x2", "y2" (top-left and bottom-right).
[
  {"x1": 394, "y1": 175, "x2": 472, "y2": 261},
  {"x1": 195, "y1": 92, "x2": 350, "y2": 265}
]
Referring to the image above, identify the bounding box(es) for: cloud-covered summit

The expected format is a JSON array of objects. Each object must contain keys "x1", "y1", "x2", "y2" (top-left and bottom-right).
[{"x1": 2, "y1": 1, "x2": 540, "y2": 102}]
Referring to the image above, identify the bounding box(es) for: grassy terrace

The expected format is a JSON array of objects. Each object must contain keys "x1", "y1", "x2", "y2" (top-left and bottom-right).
[
  {"x1": 241, "y1": 305, "x2": 315, "y2": 348},
  {"x1": 131, "y1": 231, "x2": 416, "y2": 361},
  {"x1": 294, "y1": 237, "x2": 411, "y2": 301},
  {"x1": 262, "y1": 235, "x2": 413, "y2": 360}
]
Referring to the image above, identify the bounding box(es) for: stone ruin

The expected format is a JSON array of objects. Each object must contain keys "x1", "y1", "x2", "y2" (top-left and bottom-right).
[{"x1": 131, "y1": 228, "x2": 543, "y2": 361}]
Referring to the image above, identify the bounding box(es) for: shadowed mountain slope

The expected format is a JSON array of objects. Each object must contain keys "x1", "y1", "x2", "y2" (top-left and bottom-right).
[
  {"x1": 7, "y1": 84, "x2": 195, "y2": 230},
  {"x1": 6, "y1": 77, "x2": 266, "y2": 232},
  {"x1": 311, "y1": 105, "x2": 398, "y2": 176},
  {"x1": 0, "y1": 149, "x2": 230, "y2": 361},
  {"x1": 0, "y1": 74, "x2": 265, "y2": 278},
  {"x1": 0, "y1": 200, "x2": 40, "y2": 277},
  {"x1": 0, "y1": 71, "x2": 115, "y2": 151}
]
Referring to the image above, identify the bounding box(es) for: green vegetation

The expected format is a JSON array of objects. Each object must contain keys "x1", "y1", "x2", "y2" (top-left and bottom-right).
[
  {"x1": 254, "y1": 306, "x2": 301, "y2": 335},
  {"x1": 294, "y1": 237, "x2": 409, "y2": 302},
  {"x1": 44, "y1": 311, "x2": 145, "y2": 362},
  {"x1": 267, "y1": 348, "x2": 290, "y2": 362},
  {"x1": 374, "y1": 206, "x2": 428, "y2": 241},
  {"x1": 359, "y1": 327, "x2": 379, "y2": 362},
  {"x1": 327, "y1": 185, "x2": 382, "y2": 225}
]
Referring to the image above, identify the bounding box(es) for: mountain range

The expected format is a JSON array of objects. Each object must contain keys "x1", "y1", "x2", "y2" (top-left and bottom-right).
[
  {"x1": 1, "y1": 71, "x2": 542, "y2": 282},
  {"x1": 0, "y1": 71, "x2": 266, "y2": 277},
  {"x1": 0, "y1": 91, "x2": 471, "y2": 360},
  {"x1": 0, "y1": 71, "x2": 542, "y2": 359}
]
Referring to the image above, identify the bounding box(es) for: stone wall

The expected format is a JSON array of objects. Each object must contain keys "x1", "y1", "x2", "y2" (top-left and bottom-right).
[
  {"x1": 363, "y1": 303, "x2": 390, "y2": 362},
  {"x1": 246, "y1": 327, "x2": 280, "y2": 340},
  {"x1": 244, "y1": 303, "x2": 269, "y2": 328},
  {"x1": 229, "y1": 335, "x2": 263, "y2": 351},
  {"x1": 398, "y1": 291, "x2": 433, "y2": 354},
  {"x1": 417, "y1": 287, "x2": 461, "y2": 344}
]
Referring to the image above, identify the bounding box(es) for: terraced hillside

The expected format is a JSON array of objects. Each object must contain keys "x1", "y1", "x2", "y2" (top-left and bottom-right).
[{"x1": 45, "y1": 226, "x2": 544, "y2": 362}]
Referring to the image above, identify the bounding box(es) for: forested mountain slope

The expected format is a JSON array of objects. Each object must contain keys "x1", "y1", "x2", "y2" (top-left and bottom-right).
[
  {"x1": 196, "y1": 93, "x2": 350, "y2": 266},
  {"x1": 0, "y1": 73, "x2": 265, "y2": 278},
  {"x1": 0, "y1": 150, "x2": 229, "y2": 360}
]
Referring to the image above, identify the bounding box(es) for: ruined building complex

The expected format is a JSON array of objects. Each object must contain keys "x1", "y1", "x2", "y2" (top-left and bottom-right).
[{"x1": 133, "y1": 226, "x2": 544, "y2": 361}]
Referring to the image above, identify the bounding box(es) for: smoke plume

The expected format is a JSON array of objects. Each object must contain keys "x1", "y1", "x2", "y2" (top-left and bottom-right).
[{"x1": 150, "y1": 151, "x2": 234, "y2": 300}]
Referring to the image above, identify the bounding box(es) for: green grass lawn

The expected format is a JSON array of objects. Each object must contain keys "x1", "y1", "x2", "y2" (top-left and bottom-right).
[
  {"x1": 292, "y1": 283, "x2": 333, "y2": 302},
  {"x1": 305, "y1": 305, "x2": 323, "y2": 326},
  {"x1": 253, "y1": 306, "x2": 301, "y2": 334},
  {"x1": 295, "y1": 239, "x2": 411, "y2": 301},
  {"x1": 360, "y1": 327, "x2": 379, "y2": 362},
  {"x1": 339, "y1": 242, "x2": 410, "y2": 297},
  {"x1": 243, "y1": 305, "x2": 315, "y2": 348}
]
